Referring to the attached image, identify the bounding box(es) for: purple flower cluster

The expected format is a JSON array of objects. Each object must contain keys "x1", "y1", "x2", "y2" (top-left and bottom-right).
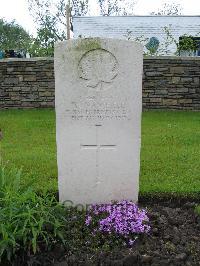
[{"x1": 85, "y1": 200, "x2": 150, "y2": 245}]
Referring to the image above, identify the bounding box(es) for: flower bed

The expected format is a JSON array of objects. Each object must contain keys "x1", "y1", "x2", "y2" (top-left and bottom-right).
[
  {"x1": 85, "y1": 200, "x2": 150, "y2": 248},
  {"x1": 1, "y1": 165, "x2": 200, "y2": 266},
  {"x1": 42, "y1": 202, "x2": 200, "y2": 266}
]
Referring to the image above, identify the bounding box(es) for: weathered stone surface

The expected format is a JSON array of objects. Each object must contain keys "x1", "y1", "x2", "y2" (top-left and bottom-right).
[
  {"x1": 23, "y1": 75, "x2": 37, "y2": 82},
  {"x1": 7, "y1": 67, "x2": 14, "y2": 72},
  {"x1": 170, "y1": 66, "x2": 185, "y2": 74},
  {"x1": 25, "y1": 67, "x2": 33, "y2": 71},
  {"x1": 172, "y1": 77, "x2": 180, "y2": 83},
  {"x1": 163, "y1": 99, "x2": 177, "y2": 105},
  {"x1": 150, "y1": 98, "x2": 162, "y2": 103},
  {"x1": 0, "y1": 58, "x2": 54, "y2": 108},
  {"x1": 179, "y1": 99, "x2": 193, "y2": 104},
  {"x1": 55, "y1": 38, "x2": 143, "y2": 205},
  {"x1": 181, "y1": 77, "x2": 193, "y2": 83},
  {"x1": 4, "y1": 77, "x2": 19, "y2": 84},
  {"x1": 143, "y1": 57, "x2": 200, "y2": 110}
]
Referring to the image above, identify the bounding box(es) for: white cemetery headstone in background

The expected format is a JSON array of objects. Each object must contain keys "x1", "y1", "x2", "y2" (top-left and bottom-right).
[{"x1": 55, "y1": 38, "x2": 143, "y2": 205}]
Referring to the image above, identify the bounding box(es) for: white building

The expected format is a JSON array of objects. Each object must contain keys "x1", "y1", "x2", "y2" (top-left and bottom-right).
[{"x1": 73, "y1": 16, "x2": 200, "y2": 55}]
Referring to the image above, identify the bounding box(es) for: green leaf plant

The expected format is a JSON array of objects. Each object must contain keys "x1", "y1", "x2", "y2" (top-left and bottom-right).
[{"x1": 0, "y1": 163, "x2": 67, "y2": 263}]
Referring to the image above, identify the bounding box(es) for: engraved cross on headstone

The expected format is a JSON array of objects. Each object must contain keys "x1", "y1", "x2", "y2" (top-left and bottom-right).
[{"x1": 81, "y1": 125, "x2": 116, "y2": 185}]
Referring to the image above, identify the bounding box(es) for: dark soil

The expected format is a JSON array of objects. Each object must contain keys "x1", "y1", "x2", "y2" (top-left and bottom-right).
[{"x1": 6, "y1": 202, "x2": 200, "y2": 266}]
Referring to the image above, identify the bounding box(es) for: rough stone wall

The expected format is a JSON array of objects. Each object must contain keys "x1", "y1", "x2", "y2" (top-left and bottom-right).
[
  {"x1": 0, "y1": 58, "x2": 54, "y2": 109},
  {"x1": 143, "y1": 57, "x2": 200, "y2": 110},
  {"x1": 0, "y1": 57, "x2": 200, "y2": 110}
]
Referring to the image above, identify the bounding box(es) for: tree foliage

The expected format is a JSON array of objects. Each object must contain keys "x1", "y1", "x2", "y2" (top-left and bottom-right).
[
  {"x1": 0, "y1": 19, "x2": 31, "y2": 50},
  {"x1": 151, "y1": 2, "x2": 182, "y2": 15},
  {"x1": 97, "y1": 0, "x2": 135, "y2": 16},
  {"x1": 27, "y1": 0, "x2": 65, "y2": 56},
  {"x1": 178, "y1": 35, "x2": 198, "y2": 52},
  {"x1": 27, "y1": 0, "x2": 89, "y2": 34},
  {"x1": 70, "y1": 0, "x2": 89, "y2": 16},
  {"x1": 27, "y1": 0, "x2": 89, "y2": 56},
  {"x1": 27, "y1": 0, "x2": 136, "y2": 56}
]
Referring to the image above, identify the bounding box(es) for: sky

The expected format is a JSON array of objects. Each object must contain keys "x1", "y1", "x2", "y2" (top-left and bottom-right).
[{"x1": 0, "y1": 0, "x2": 199, "y2": 36}]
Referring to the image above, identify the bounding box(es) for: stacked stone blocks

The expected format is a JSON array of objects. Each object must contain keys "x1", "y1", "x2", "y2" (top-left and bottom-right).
[
  {"x1": 143, "y1": 57, "x2": 200, "y2": 110},
  {"x1": 0, "y1": 57, "x2": 199, "y2": 110},
  {"x1": 0, "y1": 58, "x2": 54, "y2": 109}
]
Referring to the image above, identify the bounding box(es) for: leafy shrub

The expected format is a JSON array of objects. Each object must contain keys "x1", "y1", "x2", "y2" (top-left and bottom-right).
[
  {"x1": 145, "y1": 37, "x2": 160, "y2": 55},
  {"x1": 85, "y1": 200, "x2": 150, "y2": 250},
  {"x1": 194, "y1": 205, "x2": 200, "y2": 216},
  {"x1": 0, "y1": 164, "x2": 66, "y2": 263},
  {"x1": 178, "y1": 35, "x2": 198, "y2": 52}
]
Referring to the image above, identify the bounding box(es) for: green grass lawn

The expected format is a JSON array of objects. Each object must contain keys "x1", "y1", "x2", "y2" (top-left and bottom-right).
[{"x1": 0, "y1": 109, "x2": 200, "y2": 196}]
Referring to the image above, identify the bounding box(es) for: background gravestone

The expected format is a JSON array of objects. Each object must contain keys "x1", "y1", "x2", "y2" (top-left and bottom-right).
[{"x1": 55, "y1": 38, "x2": 143, "y2": 205}]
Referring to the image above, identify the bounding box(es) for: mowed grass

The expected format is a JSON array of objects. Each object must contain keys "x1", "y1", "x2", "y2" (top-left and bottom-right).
[
  {"x1": 0, "y1": 109, "x2": 200, "y2": 196},
  {"x1": 141, "y1": 111, "x2": 200, "y2": 196},
  {"x1": 0, "y1": 109, "x2": 57, "y2": 192}
]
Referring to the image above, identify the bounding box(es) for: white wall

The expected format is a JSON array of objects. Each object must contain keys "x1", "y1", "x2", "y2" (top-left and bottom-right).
[{"x1": 73, "y1": 16, "x2": 200, "y2": 55}]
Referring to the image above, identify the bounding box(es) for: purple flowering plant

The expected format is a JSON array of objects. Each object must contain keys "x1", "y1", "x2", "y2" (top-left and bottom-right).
[{"x1": 85, "y1": 200, "x2": 150, "y2": 249}]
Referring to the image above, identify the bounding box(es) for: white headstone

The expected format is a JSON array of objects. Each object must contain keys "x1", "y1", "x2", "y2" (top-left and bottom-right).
[{"x1": 55, "y1": 38, "x2": 143, "y2": 205}]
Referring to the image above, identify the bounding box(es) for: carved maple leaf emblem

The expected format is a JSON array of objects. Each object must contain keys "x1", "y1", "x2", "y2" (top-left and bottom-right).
[{"x1": 78, "y1": 49, "x2": 118, "y2": 90}]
